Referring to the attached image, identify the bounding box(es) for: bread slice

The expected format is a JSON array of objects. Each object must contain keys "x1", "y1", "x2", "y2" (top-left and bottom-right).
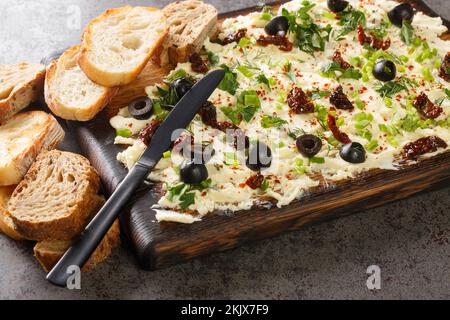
[
  {"x1": 0, "y1": 111, "x2": 65, "y2": 186},
  {"x1": 0, "y1": 63, "x2": 46, "y2": 122},
  {"x1": 158, "y1": 0, "x2": 218, "y2": 66},
  {"x1": 7, "y1": 150, "x2": 101, "y2": 241},
  {"x1": 45, "y1": 46, "x2": 119, "y2": 121},
  {"x1": 78, "y1": 7, "x2": 169, "y2": 87},
  {"x1": 34, "y1": 199, "x2": 120, "y2": 273},
  {"x1": 0, "y1": 186, "x2": 26, "y2": 240}
]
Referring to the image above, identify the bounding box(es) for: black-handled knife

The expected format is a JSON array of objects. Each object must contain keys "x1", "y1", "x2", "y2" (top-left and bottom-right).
[{"x1": 46, "y1": 69, "x2": 225, "y2": 287}]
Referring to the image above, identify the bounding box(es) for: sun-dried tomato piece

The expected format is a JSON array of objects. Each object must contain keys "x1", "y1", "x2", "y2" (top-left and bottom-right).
[
  {"x1": 439, "y1": 52, "x2": 450, "y2": 82},
  {"x1": 189, "y1": 52, "x2": 209, "y2": 73},
  {"x1": 139, "y1": 119, "x2": 162, "y2": 145},
  {"x1": 287, "y1": 87, "x2": 315, "y2": 114},
  {"x1": 332, "y1": 50, "x2": 351, "y2": 70},
  {"x1": 403, "y1": 136, "x2": 447, "y2": 160},
  {"x1": 256, "y1": 35, "x2": 293, "y2": 51},
  {"x1": 329, "y1": 86, "x2": 354, "y2": 110},
  {"x1": 327, "y1": 114, "x2": 351, "y2": 144},
  {"x1": 357, "y1": 25, "x2": 390, "y2": 50},
  {"x1": 413, "y1": 92, "x2": 443, "y2": 119},
  {"x1": 222, "y1": 28, "x2": 248, "y2": 45},
  {"x1": 245, "y1": 173, "x2": 265, "y2": 190},
  {"x1": 199, "y1": 101, "x2": 219, "y2": 127}
]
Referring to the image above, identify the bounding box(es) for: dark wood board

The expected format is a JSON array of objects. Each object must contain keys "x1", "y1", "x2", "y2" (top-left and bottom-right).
[{"x1": 66, "y1": 0, "x2": 450, "y2": 270}]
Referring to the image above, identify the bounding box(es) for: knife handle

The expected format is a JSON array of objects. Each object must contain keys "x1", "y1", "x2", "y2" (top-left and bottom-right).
[{"x1": 46, "y1": 162, "x2": 152, "y2": 287}]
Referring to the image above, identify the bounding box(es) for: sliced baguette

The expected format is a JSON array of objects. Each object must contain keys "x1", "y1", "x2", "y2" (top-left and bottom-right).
[
  {"x1": 78, "y1": 7, "x2": 169, "y2": 87},
  {"x1": 0, "y1": 111, "x2": 65, "y2": 186},
  {"x1": 0, "y1": 63, "x2": 46, "y2": 122},
  {"x1": 158, "y1": 0, "x2": 218, "y2": 66},
  {"x1": 34, "y1": 196, "x2": 120, "y2": 273},
  {"x1": 7, "y1": 150, "x2": 101, "y2": 241},
  {"x1": 45, "y1": 46, "x2": 119, "y2": 121},
  {"x1": 0, "y1": 186, "x2": 26, "y2": 240}
]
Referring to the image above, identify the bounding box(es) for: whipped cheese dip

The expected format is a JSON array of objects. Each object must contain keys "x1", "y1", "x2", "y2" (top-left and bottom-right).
[{"x1": 111, "y1": 0, "x2": 450, "y2": 223}]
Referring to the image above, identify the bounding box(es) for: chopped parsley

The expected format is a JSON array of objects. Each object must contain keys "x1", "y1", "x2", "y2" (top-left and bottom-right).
[
  {"x1": 256, "y1": 74, "x2": 276, "y2": 89},
  {"x1": 309, "y1": 89, "x2": 331, "y2": 100},
  {"x1": 221, "y1": 90, "x2": 261, "y2": 125},
  {"x1": 218, "y1": 65, "x2": 239, "y2": 95},
  {"x1": 400, "y1": 20, "x2": 414, "y2": 46},
  {"x1": 376, "y1": 77, "x2": 418, "y2": 98},
  {"x1": 281, "y1": 1, "x2": 332, "y2": 54},
  {"x1": 321, "y1": 61, "x2": 362, "y2": 80},
  {"x1": 336, "y1": 6, "x2": 366, "y2": 39}
]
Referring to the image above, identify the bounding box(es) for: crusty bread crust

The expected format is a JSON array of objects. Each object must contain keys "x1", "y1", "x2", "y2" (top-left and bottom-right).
[
  {"x1": 0, "y1": 111, "x2": 65, "y2": 186},
  {"x1": 158, "y1": 0, "x2": 218, "y2": 66},
  {"x1": 0, "y1": 63, "x2": 45, "y2": 122},
  {"x1": 45, "y1": 46, "x2": 119, "y2": 121},
  {"x1": 78, "y1": 7, "x2": 169, "y2": 87},
  {"x1": 34, "y1": 197, "x2": 120, "y2": 273},
  {"x1": 8, "y1": 150, "x2": 101, "y2": 241},
  {"x1": 0, "y1": 186, "x2": 26, "y2": 240}
]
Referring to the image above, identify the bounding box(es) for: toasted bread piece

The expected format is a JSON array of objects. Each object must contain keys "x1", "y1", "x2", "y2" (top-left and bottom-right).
[
  {"x1": 0, "y1": 111, "x2": 65, "y2": 186},
  {"x1": 34, "y1": 196, "x2": 120, "y2": 273},
  {"x1": 0, "y1": 63, "x2": 46, "y2": 122},
  {"x1": 158, "y1": 0, "x2": 218, "y2": 66},
  {"x1": 7, "y1": 150, "x2": 101, "y2": 241},
  {"x1": 0, "y1": 186, "x2": 26, "y2": 240},
  {"x1": 78, "y1": 7, "x2": 168, "y2": 87},
  {"x1": 45, "y1": 46, "x2": 119, "y2": 121}
]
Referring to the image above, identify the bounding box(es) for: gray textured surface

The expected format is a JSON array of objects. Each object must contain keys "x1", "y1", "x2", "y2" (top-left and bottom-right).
[{"x1": 0, "y1": 0, "x2": 449, "y2": 300}]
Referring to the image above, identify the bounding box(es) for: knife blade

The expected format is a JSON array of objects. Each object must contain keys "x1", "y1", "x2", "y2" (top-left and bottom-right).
[{"x1": 47, "y1": 69, "x2": 225, "y2": 287}]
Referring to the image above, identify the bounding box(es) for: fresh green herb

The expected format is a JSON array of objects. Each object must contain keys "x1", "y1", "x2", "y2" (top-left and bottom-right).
[
  {"x1": 400, "y1": 20, "x2": 414, "y2": 46},
  {"x1": 355, "y1": 99, "x2": 365, "y2": 109},
  {"x1": 314, "y1": 104, "x2": 329, "y2": 130},
  {"x1": 321, "y1": 61, "x2": 361, "y2": 80},
  {"x1": 260, "y1": 5, "x2": 274, "y2": 21},
  {"x1": 204, "y1": 50, "x2": 219, "y2": 66},
  {"x1": 221, "y1": 91, "x2": 261, "y2": 125},
  {"x1": 281, "y1": 2, "x2": 332, "y2": 54},
  {"x1": 116, "y1": 128, "x2": 132, "y2": 138},
  {"x1": 260, "y1": 179, "x2": 270, "y2": 191},
  {"x1": 224, "y1": 152, "x2": 239, "y2": 166},
  {"x1": 310, "y1": 89, "x2": 331, "y2": 100},
  {"x1": 365, "y1": 140, "x2": 379, "y2": 152},
  {"x1": 199, "y1": 179, "x2": 212, "y2": 190},
  {"x1": 179, "y1": 192, "x2": 196, "y2": 210},
  {"x1": 166, "y1": 69, "x2": 187, "y2": 82},
  {"x1": 238, "y1": 37, "x2": 251, "y2": 48},
  {"x1": 218, "y1": 65, "x2": 239, "y2": 95},
  {"x1": 288, "y1": 127, "x2": 306, "y2": 140},
  {"x1": 376, "y1": 77, "x2": 418, "y2": 98},
  {"x1": 237, "y1": 65, "x2": 256, "y2": 78},
  {"x1": 336, "y1": 6, "x2": 366, "y2": 38},
  {"x1": 356, "y1": 129, "x2": 372, "y2": 141},
  {"x1": 261, "y1": 115, "x2": 288, "y2": 128},
  {"x1": 256, "y1": 74, "x2": 276, "y2": 89},
  {"x1": 163, "y1": 150, "x2": 172, "y2": 159},
  {"x1": 155, "y1": 85, "x2": 179, "y2": 108}
]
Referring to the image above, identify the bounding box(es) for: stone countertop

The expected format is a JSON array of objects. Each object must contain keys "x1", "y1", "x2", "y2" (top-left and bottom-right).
[{"x1": 0, "y1": 0, "x2": 449, "y2": 300}]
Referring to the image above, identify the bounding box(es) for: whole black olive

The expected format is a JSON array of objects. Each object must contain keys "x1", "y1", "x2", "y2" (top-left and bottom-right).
[
  {"x1": 327, "y1": 0, "x2": 349, "y2": 13},
  {"x1": 184, "y1": 144, "x2": 216, "y2": 164},
  {"x1": 128, "y1": 97, "x2": 153, "y2": 120},
  {"x1": 340, "y1": 142, "x2": 366, "y2": 164},
  {"x1": 246, "y1": 141, "x2": 272, "y2": 171},
  {"x1": 180, "y1": 161, "x2": 209, "y2": 185},
  {"x1": 373, "y1": 59, "x2": 397, "y2": 82},
  {"x1": 171, "y1": 78, "x2": 193, "y2": 100},
  {"x1": 388, "y1": 3, "x2": 415, "y2": 27},
  {"x1": 296, "y1": 134, "x2": 323, "y2": 158},
  {"x1": 264, "y1": 16, "x2": 289, "y2": 37}
]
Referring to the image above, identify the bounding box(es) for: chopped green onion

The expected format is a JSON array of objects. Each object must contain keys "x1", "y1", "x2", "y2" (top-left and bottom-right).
[
  {"x1": 310, "y1": 157, "x2": 325, "y2": 164},
  {"x1": 163, "y1": 151, "x2": 172, "y2": 159},
  {"x1": 116, "y1": 128, "x2": 132, "y2": 138},
  {"x1": 366, "y1": 140, "x2": 379, "y2": 152}
]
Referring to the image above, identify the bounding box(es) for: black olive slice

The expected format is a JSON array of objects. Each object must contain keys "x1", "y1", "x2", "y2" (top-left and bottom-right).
[
  {"x1": 171, "y1": 78, "x2": 194, "y2": 100},
  {"x1": 264, "y1": 16, "x2": 289, "y2": 37},
  {"x1": 246, "y1": 141, "x2": 273, "y2": 171},
  {"x1": 327, "y1": 0, "x2": 349, "y2": 13},
  {"x1": 128, "y1": 97, "x2": 153, "y2": 120},
  {"x1": 373, "y1": 59, "x2": 397, "y2": 82},
  {"x1": 296, "y1": 134, "x2": 323, "y2": 157},
  {"x1": 388, "y1": 3, "x2": 415, "y2": 28},
  {"x1": 340, "y1": 142, "x2": 366, "y2": 164},
  {"x1": 180, "y1": 161, "x2": 209, "y2": 185}
]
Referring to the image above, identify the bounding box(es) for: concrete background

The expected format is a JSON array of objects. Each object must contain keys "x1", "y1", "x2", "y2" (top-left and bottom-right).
[{"x1": 0, "y1": 0, "x2": 449, "y2": 300}]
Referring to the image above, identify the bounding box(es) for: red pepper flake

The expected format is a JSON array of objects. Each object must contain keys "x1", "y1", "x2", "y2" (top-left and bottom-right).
[
  {"x1": 256, "y1": 35, "x2": 293, "y2": 51},
  {"x1": 357, "y1": 25, "x2": 391, "y2": 50},
  {"x1": 403, "y1": 136, "x2": 447, "y2": 160},
  {"x1": 327, "y1": 114, "x2": 351, "y2": 144},
  {"x1": 413, "y1": 92, "x2": 443, "y2": 119},
  {"x1": 287, "y1": 87, "x2": 315, "y2": 114}
]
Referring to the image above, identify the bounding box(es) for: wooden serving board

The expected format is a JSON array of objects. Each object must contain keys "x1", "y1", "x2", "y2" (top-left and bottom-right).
[{"x1": 68, "y1": 0, "x2": 450, "y2": 270}]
